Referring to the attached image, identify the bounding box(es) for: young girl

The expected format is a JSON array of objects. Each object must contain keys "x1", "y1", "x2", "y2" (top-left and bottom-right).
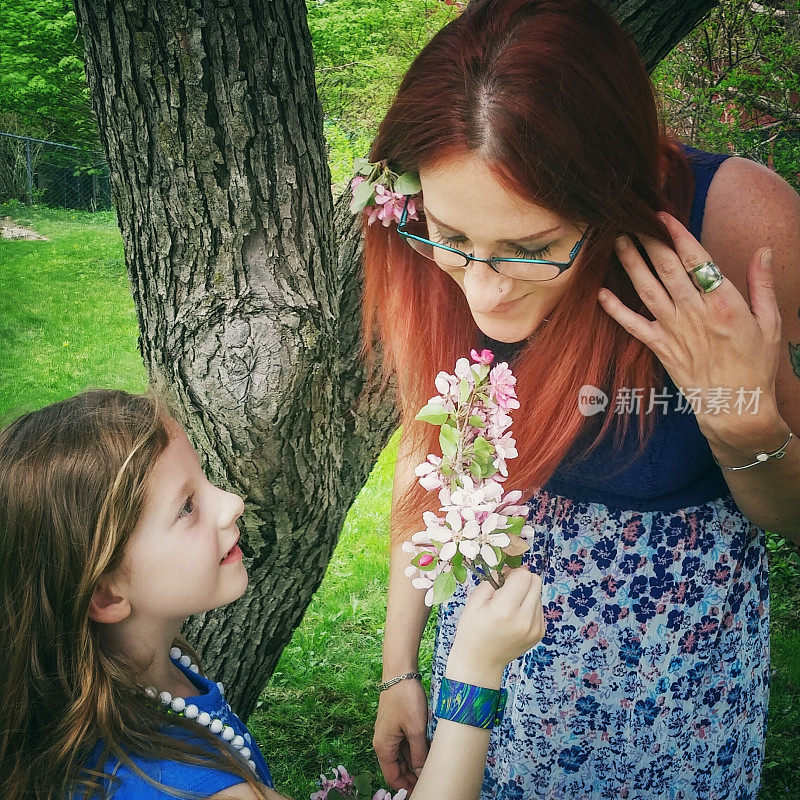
[{"x1": 0, "y1": 388, "x2": 544, "y2": 800}]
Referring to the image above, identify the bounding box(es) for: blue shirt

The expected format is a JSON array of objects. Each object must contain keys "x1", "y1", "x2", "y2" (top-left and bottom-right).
[{"x1": 72, "y1": 659, "x2": 274, "y2": 799}]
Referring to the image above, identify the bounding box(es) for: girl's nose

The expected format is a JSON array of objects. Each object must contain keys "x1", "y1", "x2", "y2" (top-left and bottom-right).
[
  {"x1": 461, "y1": 257, "x2": 517, "y2": 314},
  {"x1": 219, "y1": 488, "x2": 245, "y2": 527}
]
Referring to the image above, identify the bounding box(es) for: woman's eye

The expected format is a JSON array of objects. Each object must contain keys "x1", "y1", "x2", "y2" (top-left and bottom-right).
[
  {"x1": 513, "y1": 244, "x2": 552, "y2": 260},
  {"x1": 179, "y1": 494, "x2": 195, "y2": 519},
  {"x1": 432, "y1": 230, "x2": 468, "y2": 249}
]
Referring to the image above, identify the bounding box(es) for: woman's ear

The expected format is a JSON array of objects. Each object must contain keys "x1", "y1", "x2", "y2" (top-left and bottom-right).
[{"x1": 88, "y1": 577, "x2": 132, "y2": 624}]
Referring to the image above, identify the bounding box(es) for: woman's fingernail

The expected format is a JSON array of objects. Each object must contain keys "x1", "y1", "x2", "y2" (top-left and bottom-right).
[
  {"x1": 761, "y1": 248, "x2": 773, "y2": 269},
  {"x1": 615, "y1": 236, "x2": 627, "y2": 252}
]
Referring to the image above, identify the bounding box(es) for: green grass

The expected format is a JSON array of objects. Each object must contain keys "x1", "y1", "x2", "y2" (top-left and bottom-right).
[
  {"x1": 0, "y1": 202, "x2": 147, "y2": 420},
  {"x1": 1, "y1": 205, "x2": 798, "y2": 799}
]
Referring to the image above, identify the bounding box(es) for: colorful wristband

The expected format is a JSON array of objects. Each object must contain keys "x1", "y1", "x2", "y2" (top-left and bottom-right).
[{"x1": 435, "y1": 677, "x2": 508, "y2": 730}]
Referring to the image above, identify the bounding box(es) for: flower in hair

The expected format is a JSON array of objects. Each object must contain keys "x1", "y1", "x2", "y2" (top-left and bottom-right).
[{"x1": 349, "y1": 158, "x2": 421, "y2": 227}]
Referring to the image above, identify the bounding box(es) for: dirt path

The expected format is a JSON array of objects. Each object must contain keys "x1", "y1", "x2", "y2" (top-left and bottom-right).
[{"x1": 0, "y1": 217, "x2": 49, "y2": 241}]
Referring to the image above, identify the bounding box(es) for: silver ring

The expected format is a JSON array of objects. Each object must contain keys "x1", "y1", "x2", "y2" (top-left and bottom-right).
[{"x1": 690, "y1": 261, "x2": 725, "y2": 294}]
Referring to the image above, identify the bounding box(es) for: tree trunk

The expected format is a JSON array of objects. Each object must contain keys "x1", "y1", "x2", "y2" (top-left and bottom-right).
[
  {"x1": 605, "y1": 0, "x2": 719, "y2": 70},
  {"x1": 73, "y1": 0, "x2": 717, "y2": 718}
]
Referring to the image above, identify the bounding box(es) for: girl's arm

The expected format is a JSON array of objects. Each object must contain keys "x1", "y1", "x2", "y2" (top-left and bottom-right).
[
  {"x1": 209, "y1": 783, "x2": 289, "y2": 799},
  {"x1": 411, "y1": 570, "x2": 545, "y2": 800},
  {"x1": 374, "y1": 431, "x2": 434, "y2": 791}
]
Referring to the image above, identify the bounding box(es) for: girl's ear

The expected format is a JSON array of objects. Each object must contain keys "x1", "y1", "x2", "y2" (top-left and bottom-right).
[{"x1": 88, "y1": 577, "x2": 132, "y2": 624}]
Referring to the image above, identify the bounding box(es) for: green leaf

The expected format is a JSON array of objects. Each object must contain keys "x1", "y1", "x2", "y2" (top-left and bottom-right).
[
  {"x1": 354, "y1": 773, "x2": 373, "y2": 796},
  {"x1": 415, "y1": 402, "x2": 450, "y2": 425},
  {"x1": 468, "y1": 414, "x2": 485, "y2": 428},
  {"x1": 393, "y1": 171, "x2": 422, "y2": 195},
  {"x1": 451, "y1": 552, "x2": 468, "y2": 583},
  {"x1": 439, "y1": 423, "x2": 459, "y2": 458},
  {"x1": 469, "y1": 460, "x2": 482, "y2": 478},
  {"x1": 327, "y1": 791, "x2": 348, "y2": 800},
  {"x1": 504, "y1": 515, "x2": 525, "y2": 537},
  {"x1": 350, "y1": 178, "x2": 375, "y2": 212},
  {"x1": 353, "y1": 156, "x2": 370, "y2": 174},
  {"x1": 505, "y1": 554, "x2": 523, "y2": 568},
  {"x1": 459, "y1": 378, "x2": 470, "y2": 405},
  {"x1": 432, "y1": 571, "x2": 457, "y2": 605},
  {"x1": 473, "y1": 436, "x2": 493, "y2": 458},
  {"x1": 472, "y1": 363, "x2": 491, "y2": 383}
]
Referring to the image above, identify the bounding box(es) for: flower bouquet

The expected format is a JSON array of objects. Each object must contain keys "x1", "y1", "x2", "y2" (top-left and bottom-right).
[
  {"x1": 403, "y1": 349, "x2": 535, "y2": 606},
  {"x1": 311, "y1": 766, "x2": 407, "y2": 800}
]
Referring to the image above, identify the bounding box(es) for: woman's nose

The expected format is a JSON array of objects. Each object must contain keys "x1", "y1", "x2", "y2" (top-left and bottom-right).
[{"x1": 461, "y1": 257, "x2": 516, "y2": 313}]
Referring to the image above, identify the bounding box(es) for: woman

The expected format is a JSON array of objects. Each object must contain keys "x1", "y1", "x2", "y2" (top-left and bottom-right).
[{"x1": 360, "y1": 1, "x2": 800, "y2": 798}]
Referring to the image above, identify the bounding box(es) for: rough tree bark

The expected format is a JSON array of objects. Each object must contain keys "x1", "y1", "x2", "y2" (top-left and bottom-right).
[{"x1": 72, "y1": 0, "x2": 718, "y2": 718}]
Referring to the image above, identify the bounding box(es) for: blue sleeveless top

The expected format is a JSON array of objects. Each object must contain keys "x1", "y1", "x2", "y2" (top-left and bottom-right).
[
  {"x1": 71, "y1": 659, "x2": 274, "y2": 799},
  {"x1": 481, "y1": 145, "x2": 732, "y2": 514}
]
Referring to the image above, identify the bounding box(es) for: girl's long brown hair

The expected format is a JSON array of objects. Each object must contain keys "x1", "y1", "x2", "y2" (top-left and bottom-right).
[
  {"x1": 360, "y1": 0, "x2": 695, "y2": 539},
  {"x1": 0, "y1": 389, "x2": 272, "y2": 799}
]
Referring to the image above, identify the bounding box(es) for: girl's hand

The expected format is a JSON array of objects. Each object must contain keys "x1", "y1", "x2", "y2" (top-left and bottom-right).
[
  {"x1": 446, "y1": 567, "x2": 544, "y2": 689},
  {"x1": 598, "y1": 212, "x2": 785, "y2": 450}
]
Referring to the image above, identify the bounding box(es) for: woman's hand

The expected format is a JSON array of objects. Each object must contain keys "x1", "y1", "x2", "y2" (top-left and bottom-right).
[
  {"x1": 373, "y1": 676, "x2": 430, "y2": 793},
  {"x1": 598, "y1": 211, "x2": 785, "y2": 450},
  {"x1": 446, "y1": 568, "x2": 545, "y2": 689}
]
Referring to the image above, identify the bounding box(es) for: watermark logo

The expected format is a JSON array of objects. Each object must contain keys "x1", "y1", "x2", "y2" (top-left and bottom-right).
[
  {"x1": 576, "y1": 385, "x2": 763, "y2": 416},
  {"x1": 577, "y1": 384, "x2": 609, "y2": 416}
]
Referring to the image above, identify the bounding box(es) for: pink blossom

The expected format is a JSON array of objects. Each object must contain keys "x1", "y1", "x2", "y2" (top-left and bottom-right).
[
  {"x1": 434, "y1": 370, "x2": 459, "y2": 400},
  {"x1": 454, "y1": 357, "x2": 473, "y2": 382},
  {"x1": 437, "y1": 510, "x2": 481, "y2": 561},
  {"x1": 373, "y1": 791, "x2": 407, "y2": 800},
  {"x1": 415, "y1": 454, "x2": 444, "y2": 491},
  {"x1": 365, "y1": 204, "x2": 383, "y2": 226},
  {"x1": 369, "y1": 183, "x2": 420, "y2": 227},
  {"x1": 489, "y1": 362, "x2": 520, "y2": 410},
  {"x1": 311, "y1": 765, "x2": 355, "y2": 800},
  {"x1": 470, "y1": 348, "x2": 495, "y2": 365}
]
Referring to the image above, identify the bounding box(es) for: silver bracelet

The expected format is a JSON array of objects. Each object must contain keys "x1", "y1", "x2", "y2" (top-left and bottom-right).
[
  {"x1": 712, "y1": 430, "x2": 794, "y2": 471},
  {"x1": 378, "y1": 672, "x2": 422, "y2": 692}
]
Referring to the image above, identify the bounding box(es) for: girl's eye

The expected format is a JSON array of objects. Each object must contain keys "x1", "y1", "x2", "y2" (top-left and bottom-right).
[
  {"x1": 178, "y1": 494, "x2": 195, "y2": 519},
  {"x1": 513, "y1": 243, "x2": 552, "y2": 260}
]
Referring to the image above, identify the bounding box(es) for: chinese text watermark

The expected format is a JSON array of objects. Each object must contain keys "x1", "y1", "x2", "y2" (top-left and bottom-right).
[{"x1": 577, "y1": 384, "x2": 763, "y2": 417}]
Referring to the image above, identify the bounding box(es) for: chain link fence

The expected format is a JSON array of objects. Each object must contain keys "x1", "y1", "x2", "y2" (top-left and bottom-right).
[{"x1": 0, "y1": 132, "x2": 112, "y2": 211}]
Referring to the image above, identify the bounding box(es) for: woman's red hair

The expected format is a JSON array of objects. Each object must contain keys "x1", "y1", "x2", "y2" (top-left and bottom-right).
[{"x1": 360, "y1": 0, "x2": 694, "y2": 540}]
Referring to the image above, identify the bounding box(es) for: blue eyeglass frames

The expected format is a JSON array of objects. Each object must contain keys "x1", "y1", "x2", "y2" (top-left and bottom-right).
[{"x1": 395, "y1": 195, "x2": 590, "y2": 282}]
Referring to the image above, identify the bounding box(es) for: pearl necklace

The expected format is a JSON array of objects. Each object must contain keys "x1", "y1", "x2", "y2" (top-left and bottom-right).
[{"x1": 143, "y1": 647, "x2": 257, "y2": 774}]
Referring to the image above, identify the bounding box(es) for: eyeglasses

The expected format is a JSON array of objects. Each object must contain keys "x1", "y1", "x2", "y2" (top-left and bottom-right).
[{"x1": 396, "y1": 196, "x2": 590, "y2": 282}]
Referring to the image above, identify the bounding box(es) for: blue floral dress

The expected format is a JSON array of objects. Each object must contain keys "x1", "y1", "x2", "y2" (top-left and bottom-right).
[{"x1": 427, "y1": 148, "x2": 770, "y2": 800}]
